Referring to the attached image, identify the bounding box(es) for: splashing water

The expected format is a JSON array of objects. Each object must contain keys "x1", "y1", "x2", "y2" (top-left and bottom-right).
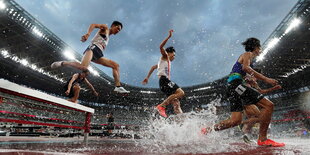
[{"x1": 136, "y1": 104, "x2": 249, "y2": 154}]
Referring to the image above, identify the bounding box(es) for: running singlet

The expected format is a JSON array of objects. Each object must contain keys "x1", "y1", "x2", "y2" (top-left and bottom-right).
[
  {"x1": 227, "y1": 61, "x2": 253, "y2": 83},
  {"x1": 157, "y1": 58, "x2": 171, "y2": 79},
  {"x1": 91, "y1": 31, "x2": 109, "y2": 51}
]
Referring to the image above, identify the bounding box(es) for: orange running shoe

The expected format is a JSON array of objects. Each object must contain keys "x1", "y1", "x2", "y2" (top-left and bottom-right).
[
  {"x1": 156, "y1": 105, "x2": 167, "y2": 118},
  {"x1": 257, "y1": 139, "x2": 285, "y2": 147},
  {"x1": 200, "y1": 127, "x2": 212, "y2": 135}
]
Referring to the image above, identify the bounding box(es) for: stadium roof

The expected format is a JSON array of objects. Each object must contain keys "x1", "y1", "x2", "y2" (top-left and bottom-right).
[
  {"x1": 1, "y1": 0, "x2": 310, "y2": 109},
  {"x1": 255, "y1": 0, "x2": 310, "y2": 92}
]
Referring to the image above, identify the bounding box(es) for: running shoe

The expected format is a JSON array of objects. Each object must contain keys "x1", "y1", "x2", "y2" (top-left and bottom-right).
[
  {"x1": 237, "y1": 124, "x2": 244, "y2": 132},
  {"x1": 257, "y1": 139, "x2": 285, "y2": 147},
  {"x1": 200, "y1": 127, "x2": 212, "y2": 135},
  {"x1": 156, "y1": 105, "x2": 167, "y2": 118},
  {"x1": 114, "y1": 87, "x2": 130, "y2": 93},
  {"x1": 242, "y1": 134, "x2": 251, "y2": 143},
  {"x1": 51, "y1": 61, "x2": 63, "y2": 69}
]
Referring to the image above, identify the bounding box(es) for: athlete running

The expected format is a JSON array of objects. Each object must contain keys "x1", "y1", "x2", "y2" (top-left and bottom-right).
[
  {"x1": 201, "y1": 38, "x2": 285, "y2": 147},
  {"x1": 142, "y1": 64, "x2": 183, "y2": 116},
  {"x1": 146, "y1": 29, "x2": 184, "y2": 118},
  {"x1": 51, "y1": 21, "x2": 129, "y2": 93},
  {"x1": 241, "y1": 73, "x2": 282, "y2": 143}
]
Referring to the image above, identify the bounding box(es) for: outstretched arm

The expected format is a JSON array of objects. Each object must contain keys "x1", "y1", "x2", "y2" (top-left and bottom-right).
[
  {"x1": 81, "y1": 24, "x2": 109, "y2": 42},
  {"x1": 256, "y1": 85, "x2": 282, "y2": 94},
  {"x1": 242, "y1": 53, "x2": 278, "y2": 86},
  {"x1": 159, "y1": 30, "x2": 173, "y2": 58},
  {"x1": 142, "y1": 64, "x2": 158, "y2": 85},
  {"x1": 65, "y1": 74, "x2": 79, "y2": 96},
  {"x1": 84, "y1": 78, "x2": 99, "y2": 96},
  {"x1": 246, "y1": 74, "x2": 282, "y2": 94}
]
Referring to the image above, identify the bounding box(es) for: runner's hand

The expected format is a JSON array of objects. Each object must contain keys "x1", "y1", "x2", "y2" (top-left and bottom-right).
[
  {"x1": 142, "y1": 78, "x2": 148, "y2": 85},
  {"x1": 65, "y1": 90, "x2": 70, "y2": 96},
  {"x1": 266, "y1": 78, "x2": 278, "y2": 86},
  {"x1": 273, "y1": 85, "x2": 282, "y2": 90},
  {"x1": 168, "y1": 29, "x2": 174, "y2": 38},
  {"x1": 81, "y1": 33, "x2": 90, "y2": 42}
]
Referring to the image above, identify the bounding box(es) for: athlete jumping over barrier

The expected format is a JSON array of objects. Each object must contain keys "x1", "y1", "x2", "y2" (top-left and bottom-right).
[
  {"x1": 64, "y1": 70, "x2": 98, "y2": 103},
  {"x1": 51, "y1": 21, "x2": 129, "y2": 94}
]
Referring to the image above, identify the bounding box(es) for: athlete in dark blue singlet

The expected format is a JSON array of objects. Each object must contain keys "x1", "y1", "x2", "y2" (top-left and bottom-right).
[{"x1": 202, "y1": 38, "x2": 285, "y2": 147}]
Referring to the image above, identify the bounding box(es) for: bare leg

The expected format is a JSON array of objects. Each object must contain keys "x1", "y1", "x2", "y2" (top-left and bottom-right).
[
  {"x1": 214, "y1": 112, "x2": 242, "y2": 131},
  {"x1": 158, "y1": 88, "x2": 184, "y2": 107},
  {"x1": 243, "y1": 105, "x2": 260, "y2": 133},
  {"x1": 242, "y1": 117, "x2": 260, "y2": 125},
  {"x1": 255, "y1": 98, "x2": 274, "y2": 141},
  {"x1": 94, "y1": 57, "x2": 121, "y2": 86},
  {"x1": 68, "y1": 85, "x2": 80, "y2": 103},
  {"x1": 62, "y1": 50, "x2": 93, "y2": 71},
  {"x1": 171, "y1": 99, "x2": 183, "y2": 114}
]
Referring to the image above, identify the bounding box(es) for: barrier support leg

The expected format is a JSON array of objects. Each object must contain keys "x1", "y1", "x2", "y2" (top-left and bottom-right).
[{"x1": 83, "y1": 112, "x2": 92, "y2": 143}]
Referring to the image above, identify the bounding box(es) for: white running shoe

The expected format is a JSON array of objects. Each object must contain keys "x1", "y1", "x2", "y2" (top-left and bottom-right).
[
  {"x1": 51, "y1": 61, "x2": 63, "y2": 69},
  {"x1": 114, "y1": 87, "x2": 130, "y2": 93}
]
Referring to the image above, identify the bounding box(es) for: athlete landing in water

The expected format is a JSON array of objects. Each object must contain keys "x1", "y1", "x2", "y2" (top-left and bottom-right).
[
  {"x1": 142, "y1": 63, "x2": 183, "y2": 116},
  {"x1": 201, "y1": 38, "x2": 285, "y2": 147},
  {"x1": 240, "y1": 73, "x2": 282, "y2": 143},
  {"x1": 144, "y1": 30, "x2": 185, "y2": 118}
]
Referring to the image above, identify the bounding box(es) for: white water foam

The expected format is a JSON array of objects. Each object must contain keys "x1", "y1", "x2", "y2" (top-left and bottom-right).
[{"x1": 137, "y1": 104, "x2": 250, "y2": 154}]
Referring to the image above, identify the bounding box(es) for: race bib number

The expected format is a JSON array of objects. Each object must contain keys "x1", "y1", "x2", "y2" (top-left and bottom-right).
[
  {"x1": 90, "y1": 45, "x2": 96, "y2": 50},
  {"x1": 168, "y1": 82, "x2": 175, "y2": 88},
  {"x1": 235, "y1": 85, "x2": 246, "y2": 95}
]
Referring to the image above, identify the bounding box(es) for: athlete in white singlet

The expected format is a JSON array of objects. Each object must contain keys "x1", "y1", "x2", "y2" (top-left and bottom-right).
[
  {"x1": 142, "y1": 62, "x2": 182, "y2": 116},
  {"x1": 142, "y1": 30, "x2": 185, "y2": 118},
  {"x1": 51, "y1": 21, "x2": 129, "y2": 93}
]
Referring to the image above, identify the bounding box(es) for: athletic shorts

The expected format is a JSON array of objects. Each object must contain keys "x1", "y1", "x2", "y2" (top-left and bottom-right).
[
  {"x1": 227, "y1": 79, "x2": 264, "y2": 112},
  {"x1": 83, "y1": 44, "x2": 104, "y2": 61},
  {"x1": 159, "y1": 76, "x2": 180, "y2": 96}
]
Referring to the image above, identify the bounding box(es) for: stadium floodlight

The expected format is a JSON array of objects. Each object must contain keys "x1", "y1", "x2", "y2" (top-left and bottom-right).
[
  {"x1": 266, "y1": 38, "x2": 280, "y2": 50},
  {"x1": 193, "y1": 86, "x2": 212, "y2": 91},
  {"x1": 284, "y1": 18, "x2": 301, "y2": 34},
  {"x1": 20, "y1": 59, "x2": 28, "y2": 66},
  {"x1": 32, "y1": 26, "x2": 43, "y2": 37},
  {"x1": 92, "y1": 70, "x2": 99, "y2": 76},
  {"x1": 11, "y1": 56, "x2": 18, "y2": 61},
  {"x1": 63, "y1": 50, "x2": 75, "y2": 60},
  {"x1": 140, "y1": 90, "x2": 156, "y2": 94},
  {"x1": 88, "y1": 66, "x2": 100, "y2": 76},
  {"x1": 30, "y1": 64, "x2": 37, "y2": 70},
  {"x1": 0, "y1": 1, "x2": 6, "y2": 10},
  {"x1": 38, "y1": 68, "x2": 44, "y2": 73},
  {"x1": 2, "y1": 50, "x2": 64, "y2": 82},
  {"x1": 1, "y1": 49, "x2": 9, "y2": 58},
  {"x1": 257, "y1": 37, "x2": 280, "y2": 62}
]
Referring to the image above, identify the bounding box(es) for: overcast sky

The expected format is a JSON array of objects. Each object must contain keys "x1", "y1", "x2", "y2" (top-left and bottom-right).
[{"x1": 15, "y1": 0, "x2": 296, "y2": 88}]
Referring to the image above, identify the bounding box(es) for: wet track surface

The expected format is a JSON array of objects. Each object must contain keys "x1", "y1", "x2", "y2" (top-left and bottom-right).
[{"x1": 0, "y1": 137, "x2": 309, "y2": 155}]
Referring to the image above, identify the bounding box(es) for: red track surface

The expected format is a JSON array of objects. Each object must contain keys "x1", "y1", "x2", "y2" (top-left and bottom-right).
[{"x1": 0, "y1": 137, "x2": 309, "y2": 155}]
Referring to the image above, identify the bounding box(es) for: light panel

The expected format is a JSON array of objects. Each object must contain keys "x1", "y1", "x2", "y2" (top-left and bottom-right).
[
  {"x1": 0, "y1": 0, "x2": 6, "y2": 10},
  {"x1": 0, "y1": 49, "x2": 64, "y2": 83},
  {"x1": 63, "y1": 50, "x2": 75, "y2": 60},
  {"x1": 284, "y1": 18, "x2": 301, "y2": 34}
]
